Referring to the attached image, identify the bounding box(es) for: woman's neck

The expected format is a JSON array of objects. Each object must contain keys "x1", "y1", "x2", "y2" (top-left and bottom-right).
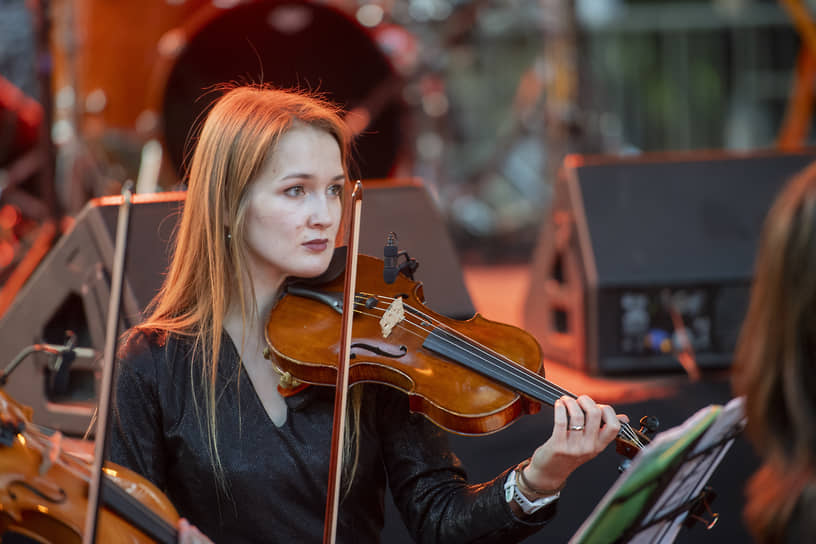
[
  {"x1": 225, "y1": 273, "x2": 291, "y2": 356},
  {"x1": 226, "y1": 263, "x2": 285, "y2": 338}
]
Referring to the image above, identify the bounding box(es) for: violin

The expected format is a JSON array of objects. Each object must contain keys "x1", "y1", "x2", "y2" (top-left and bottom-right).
[
  {"x1": 264, "y1": 250, "x2": 651, "y2": 457},
  {"x1": 0, "y1": 388, "x2": 179, "y2": 543}
]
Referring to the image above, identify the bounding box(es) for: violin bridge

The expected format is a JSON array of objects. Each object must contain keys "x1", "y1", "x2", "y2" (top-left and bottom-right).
[
  {"x1": 39, "y1": 430, "x2": 63, "y2": 475},
  {"x1": 379, "y1": 297, "x2": 405, "y2": 338}
]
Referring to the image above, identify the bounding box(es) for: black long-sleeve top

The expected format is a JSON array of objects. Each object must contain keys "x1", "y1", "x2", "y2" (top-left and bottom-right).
[{"x1": 109, "y1": 329, "x2": 555, "y2": 543}]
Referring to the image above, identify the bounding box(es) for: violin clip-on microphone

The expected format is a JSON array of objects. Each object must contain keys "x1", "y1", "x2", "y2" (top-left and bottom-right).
[{"x1": 383, "y1": 232, "x2": 418, "y2": 284}]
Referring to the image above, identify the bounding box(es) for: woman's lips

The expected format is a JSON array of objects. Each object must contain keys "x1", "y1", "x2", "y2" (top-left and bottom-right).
[{"x1": 302, "y1": 239, "x2": 329, "y2": 252}]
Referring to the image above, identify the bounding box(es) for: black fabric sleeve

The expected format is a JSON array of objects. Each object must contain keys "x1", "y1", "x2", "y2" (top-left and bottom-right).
[
  {"x1": 375, "y1": 386, "x2": 555, "y2": 544},
  {"x1": 109, "y1": 330, "x2": 169, "y2": 491}
]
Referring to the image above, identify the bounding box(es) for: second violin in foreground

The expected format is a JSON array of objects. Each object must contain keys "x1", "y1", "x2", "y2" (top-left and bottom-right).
[{"x1": 0, "y1": 388, "x2": 179, "y2": 543}]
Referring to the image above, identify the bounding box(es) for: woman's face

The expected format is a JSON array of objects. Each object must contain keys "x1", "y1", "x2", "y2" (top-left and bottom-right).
[{"x1": 243, "y1": 123, "x2": 344, "y2": 290}]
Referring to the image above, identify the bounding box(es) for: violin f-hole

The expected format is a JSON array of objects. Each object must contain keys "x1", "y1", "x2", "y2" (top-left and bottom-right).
[
  {"x1": 350, "y1": 343, "x2": 408, "y2": 359},
  {"x1": 9, "y1": 479, "x2": 68, "y2": 504}
]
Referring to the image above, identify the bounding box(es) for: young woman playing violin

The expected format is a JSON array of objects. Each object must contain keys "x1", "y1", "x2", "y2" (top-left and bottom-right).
[{"x1": 110, "y1": 84, "x2": 627, "y2": 544}]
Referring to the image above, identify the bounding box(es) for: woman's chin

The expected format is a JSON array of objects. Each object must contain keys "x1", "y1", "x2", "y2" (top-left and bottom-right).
[{"x1": 296, "y1": 257, "x2": 334, "y2": 279}]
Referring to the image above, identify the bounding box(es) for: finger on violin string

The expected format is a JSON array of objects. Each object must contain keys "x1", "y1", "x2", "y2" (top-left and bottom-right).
[
  {"x1": 553, "y1": 397, "x2": 569, "y2": 433},
  {"x1": 577, "y1": 395, "x2": 602, "y2": 432},
  {"x1": 598, "y1": 404, "x2": 623, "y2": 441},
  {"x1": 598, "y1": 404, "x2": 621, "y2": 425},
  {"x1": 561, "y1": 396, "x2": 585, "y2": 432},
  {"x1": 598, "y1": 404, "x2": 629, "y2": 425}
]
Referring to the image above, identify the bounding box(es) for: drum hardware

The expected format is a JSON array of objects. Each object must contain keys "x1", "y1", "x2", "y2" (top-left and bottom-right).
[{"x1": 48, "y1": 0, "x2": 405, "y2": 188}]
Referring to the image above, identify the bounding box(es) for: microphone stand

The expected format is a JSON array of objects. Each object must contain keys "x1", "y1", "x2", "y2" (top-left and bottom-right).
[
  {"x1": 30, "y1": 0, "x2": 61, "y2": 220},
  {"x1": 0, "y1": 341, "x2": 96, "y2": 386},
  {"x1": 82, "y1": 181, "x2": 133, "y2": 544}
]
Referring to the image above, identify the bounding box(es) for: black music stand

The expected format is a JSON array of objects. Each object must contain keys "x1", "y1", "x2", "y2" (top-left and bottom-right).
[{"x1": 570, "y1": 396, "x2": 746, "y2": 543}]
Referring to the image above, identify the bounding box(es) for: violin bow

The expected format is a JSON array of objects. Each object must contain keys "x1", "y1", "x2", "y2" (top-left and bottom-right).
[
  {"x1": 323, "y1": 180, "x2": 364, "y2": 544},
  {"x1": 82, "y1": 182, "x2": 134, "y2": 544}
]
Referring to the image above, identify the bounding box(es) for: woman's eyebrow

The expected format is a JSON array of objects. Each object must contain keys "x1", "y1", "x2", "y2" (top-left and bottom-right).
[
  {"x1": 279, "y1": 172, "x2": 313, "y2": 181},
  {"x1": 278, "y1": 173, "x2": 346, "y2": 181}
]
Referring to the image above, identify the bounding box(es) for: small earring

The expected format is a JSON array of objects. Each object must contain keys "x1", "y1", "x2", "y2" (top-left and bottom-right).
[{"x1": 226, "y1": 232, "x2": 232, "y2": 240}]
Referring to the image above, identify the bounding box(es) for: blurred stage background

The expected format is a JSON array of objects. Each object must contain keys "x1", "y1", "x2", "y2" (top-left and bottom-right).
[{"x1": 2, "y1": 0, "x2": 816, "y2": 542}]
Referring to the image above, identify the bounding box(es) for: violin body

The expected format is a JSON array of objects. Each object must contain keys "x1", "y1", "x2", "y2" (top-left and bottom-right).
[
  {"x1": 0, "y1": 389, "x2": 179, "y2": 543},
  {"x1": 266, "y1": 254, "x2": 545, "y2": 436}
]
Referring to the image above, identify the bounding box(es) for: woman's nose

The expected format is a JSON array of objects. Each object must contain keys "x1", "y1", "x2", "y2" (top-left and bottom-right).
[{"x1": 307, "y1": 195, "x2": 336, "y2": 228}]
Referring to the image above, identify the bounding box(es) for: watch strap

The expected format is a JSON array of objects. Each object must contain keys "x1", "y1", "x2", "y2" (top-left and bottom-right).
[{"x1": 504, "y1": 469, "x2": 560, "y2": 515}]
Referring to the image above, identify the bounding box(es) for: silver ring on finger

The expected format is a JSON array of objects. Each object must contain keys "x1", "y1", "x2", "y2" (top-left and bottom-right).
[{"x1": 569, "y1": 424, "x2": 585, "y2": 431}]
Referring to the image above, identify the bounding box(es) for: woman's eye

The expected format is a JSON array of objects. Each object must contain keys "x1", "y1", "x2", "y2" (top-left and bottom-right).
[
  {"x1": 328, "y1": 184, "x2": 343, "y2": 197},
  {"x1": 284, "y1": 186, "x2": 305, "y2": 197}
]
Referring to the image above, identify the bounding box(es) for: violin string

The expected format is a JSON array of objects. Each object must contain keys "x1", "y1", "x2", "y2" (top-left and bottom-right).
[
  {"x1": 356, "y1": 295, "x2": 644, "y2": 447},
  {"x1": 420, "y1": 324, "x2": 642, "y2": 446},
  {"x1": 355, "y1": 293, "x2": 584, "y2": 403},
  {"x1": 354, "y1": 300, "x2": 643, "y2": 447},
  {"x1": 19, "y1": 427, "x2": 96, "y2": 481},
  {"x1": 431, "y1": 327, "x2": 571, "y2": 402},
  {"x1": 352, "y1": 295, "x2": 644, "y2": 447},
  {"x1": 353, "y1": 299, "x2": 642, "y2": 447},
  {"x1": 356, "y1": 294, "x2": 594, "y2": 406},
  {"x1": 357, "y1": 304, "x2": 557, "y2": 406}
]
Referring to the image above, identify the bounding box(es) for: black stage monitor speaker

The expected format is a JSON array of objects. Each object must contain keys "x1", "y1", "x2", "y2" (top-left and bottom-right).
[
  {"x1": 0, "y1": 179, "x2": 473, "y2": 434},
  {"x1": 524, "y1": 149, "x2": 816, "y2": 376},
  {"x1": 0, "y1": 192, "x2": 183, "y2": 435}
]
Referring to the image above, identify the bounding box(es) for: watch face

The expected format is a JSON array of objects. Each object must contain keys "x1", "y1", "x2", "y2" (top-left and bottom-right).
[{"x1": 505, "y1": 473, "x2": 516, "y2": 503}]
